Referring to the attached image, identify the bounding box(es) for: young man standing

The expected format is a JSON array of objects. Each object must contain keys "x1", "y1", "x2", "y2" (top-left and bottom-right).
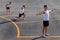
[{"x1": 37, "y1": 5, "x2": 53, "y2": 37}]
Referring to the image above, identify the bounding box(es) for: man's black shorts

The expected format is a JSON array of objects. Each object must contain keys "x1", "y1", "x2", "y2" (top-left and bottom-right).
[
  {"x1": 43, "y1": 21, "x2": 49, "y2": 27},
  {"x1": 6, "y1": 7, "x2": 10, "y2": 9},
  {"x1": 19, "y1": 13, "x2": 24, "y2": 17}
]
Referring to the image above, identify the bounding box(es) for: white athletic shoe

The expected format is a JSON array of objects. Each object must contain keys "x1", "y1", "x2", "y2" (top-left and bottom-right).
[
  {"x1": 45, "y1": 34, "x2": 50, "y2": 36},
  {"x1": 41, "y1": 34, "x2": 46, "y2": 38},
  {"x1": 14, "y1": 18, "x2": 17, "y2": 19}
]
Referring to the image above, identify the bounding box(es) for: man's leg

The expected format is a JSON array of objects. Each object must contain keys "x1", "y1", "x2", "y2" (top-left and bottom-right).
[
  {"x1": 16, "y1": 14, "x2": 21, "y2": 18},
  {"x1": 23, "y1": 13, "x2": 25, "y2": 18},
  {"x1": 41, "y1": 27, "x2": 46, "y2": 37},
  {"x1": 42, "y1": 27, "x2": 45, "y2": 34},
  {"x1": 45, "y1": 27, "x2": 48, "y2": 34},
  {"x1": 45, "y1": 27, "x2": 49, "y2": 36}
]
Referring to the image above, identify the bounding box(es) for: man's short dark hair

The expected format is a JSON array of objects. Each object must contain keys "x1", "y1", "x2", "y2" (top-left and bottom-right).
[
  {"x1": 23, "y1": 5, "x2": 26, "y2": 8},
  {"x1": 9, "y1": 2, "x2": 12, "y2": 4},
  {"x1": 44, "y1": 5, "x2": 47, "y2": 7}
]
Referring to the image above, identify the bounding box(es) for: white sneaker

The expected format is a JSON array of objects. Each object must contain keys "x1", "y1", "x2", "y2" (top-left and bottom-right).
[
  {"x1": 41, "y1": 34, "x2": 46, "y2": 38},
  {"x1": 45, "y1": 34, "x2": 50, "y2": 36}
]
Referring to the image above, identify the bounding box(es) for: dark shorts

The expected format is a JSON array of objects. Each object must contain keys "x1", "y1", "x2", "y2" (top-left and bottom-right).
[
  {"x1": 19, "y1": 13, "x2": 24, "y2": 17},
  {"x1": 6, "y1": 7, "x2": 10, "y2": 9},
  {"x1": 43, "y1": 21, "x2": 49, "y2": 27}
]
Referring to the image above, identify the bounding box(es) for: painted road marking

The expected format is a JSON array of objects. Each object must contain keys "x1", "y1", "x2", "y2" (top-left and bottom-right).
[
  {"x1": 18, "y1": 19, "x2": 60, "y2": 24},
  {"x1": 0, "y1": 16, "x2": 20, "y2": 38},
  {"x1": 3, "y1": 14, "x2": 18, "y2": 17},
  {"x1": 20, "y1": 21, "x2": 42, "y2": 24},
  {"x1": 20, "y1": 36, "x2": 60, "y2": 38}
]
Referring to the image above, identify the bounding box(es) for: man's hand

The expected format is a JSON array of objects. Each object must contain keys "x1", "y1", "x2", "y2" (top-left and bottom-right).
[
  {"x1": 51, "y1": 8, "x2": 56, "y2": 12},
  {"x1": 36, "y1": 13, "x2": 41, "y2": 16}
]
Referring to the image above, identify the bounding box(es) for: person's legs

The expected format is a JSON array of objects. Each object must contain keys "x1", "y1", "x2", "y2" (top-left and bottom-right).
[
  {"x1": 42, "y1": 21, "x2": 46, "y2": 34},
  {"x1": 8, "y1": 9, "x2": 10, "y2": 13},
  {"x1": 42, "y1": 27, "x2": 45, "y2": 34},
  {"x1": 45, "y1": 27, "x2": 50, "y2": 36},
  {"x1": 8, "y1": 9, "x2": 11, "y2": 14},
  {"x1": 6, "y1": 7, "x2": 11, "y2": 14},
  {"x1": 42, "y1": 27, "x2": 48, "y2": 34},
  {"x1": 6, "y1": 9, "x2": 9, "y2": 13},
  {"x1": 42, "y1": 27, "x2": 46, "y2": 36},
  {"x1": 45, "y1": 27, "x2": 48, "y2": 34},
  {"x1": 41, "y1": 21, "x2": 49, "y2": 37},
  {"x1": 23, "y1": 13, "x2": 25, "y2": 18},
  {"x1": 45, "y1": 21, "x2": 49, "y2": 36},
  {"x1": 18, "y1": 14, "x2": 21, "y2": 18},
  {"x1": 41, "y1": 27, "x2": 46, "y2": 37},
  {"x1": 22, "y1": 13, "x2": 26, "y2": 20},
  {"x1": 16, "y1": 13, "x2": 21, "y2": 18}
]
